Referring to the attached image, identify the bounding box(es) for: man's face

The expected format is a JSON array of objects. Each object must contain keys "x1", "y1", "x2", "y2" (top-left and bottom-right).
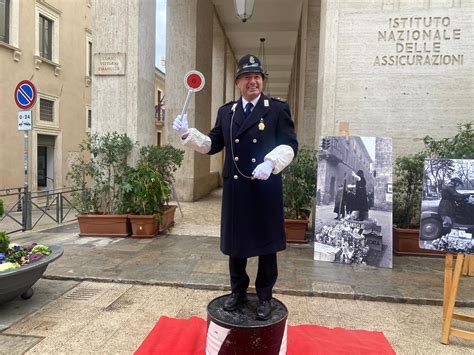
[{"x1": 236, "y1": 72, "x2": 264, "y2": 101}]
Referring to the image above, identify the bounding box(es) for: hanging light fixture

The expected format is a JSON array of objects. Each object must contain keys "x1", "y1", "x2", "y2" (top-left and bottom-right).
[{"x1": 234, "y1": 0, "x2": 255, "y2": 23}]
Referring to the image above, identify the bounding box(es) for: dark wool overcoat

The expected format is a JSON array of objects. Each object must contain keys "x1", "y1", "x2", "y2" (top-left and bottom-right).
[
  {"x1": 355, "y1": 176, "x2": 369, "y2": 212},
  {"x1": 207, "y1": 94, "x2": 298, "y2": 258},
  {"x1": 438, "y1": 185, "x2": 465, "y2": 217}
]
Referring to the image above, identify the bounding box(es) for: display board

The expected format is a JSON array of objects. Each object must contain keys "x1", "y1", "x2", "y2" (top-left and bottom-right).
[
  {"x1": 419, "y1": 159, "x2": 474, "y2": 254},
  {"x1": 314, "y1": 136, "x2": 393, "y2": 268}
]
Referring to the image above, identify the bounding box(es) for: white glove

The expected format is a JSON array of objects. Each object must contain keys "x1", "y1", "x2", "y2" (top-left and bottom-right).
[
  {"x1": 173, "y1": 114, "x2": 189, "y2": 138},
  {"x1": 252, "y1": 160, "x2": 274, "y2": 180},
  {"x1": 351, "y1": 171, "x2": 357, "y2": 178}
]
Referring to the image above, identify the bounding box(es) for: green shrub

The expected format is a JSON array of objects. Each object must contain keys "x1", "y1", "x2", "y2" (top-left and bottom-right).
[
  {"x1": 68, "y1": 132, "x2": 135, "y2": 214},
  {"x1": 283, "y1": 147, "x2": 318, "y2": 220}
]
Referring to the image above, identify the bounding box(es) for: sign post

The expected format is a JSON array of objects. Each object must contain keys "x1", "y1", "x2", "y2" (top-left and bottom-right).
[{"x1": 14, "y1": 80, "x2": 37, "y2": 230}]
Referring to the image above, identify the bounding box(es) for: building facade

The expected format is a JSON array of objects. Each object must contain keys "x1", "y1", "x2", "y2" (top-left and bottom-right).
[
  {"x1": 317, "y1": 136, "x2": 374, "y2": 205},
  {"x1": 0, "y1": 0, "x2": 165, "y2": 192},
  {"x1": 0, "y1": 0, "x2": 93, "y2": 192}
]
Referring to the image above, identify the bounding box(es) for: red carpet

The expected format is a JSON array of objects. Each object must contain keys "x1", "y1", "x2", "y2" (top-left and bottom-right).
[{"x1": 135, "y1": 316, "x2": 395, "y2": 355}]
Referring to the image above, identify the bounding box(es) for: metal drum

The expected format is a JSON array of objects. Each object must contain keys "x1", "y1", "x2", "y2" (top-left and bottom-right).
[{"x1": 206, "y1": 293, "x2": 288, "y2": 354}]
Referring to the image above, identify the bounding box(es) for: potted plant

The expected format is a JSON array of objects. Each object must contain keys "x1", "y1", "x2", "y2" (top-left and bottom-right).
[
  {"x1": 122, "y1": 145, "x2": 184, "y2": 238},
  {"x1": 392, "y1": 152, "x2": 429, "y2": 255},
  {"x1": 0, "y1": 233, "x2": 63, "y2": 303},
  {"x1": 68, "y1": 132, "x2": 135, "y2": 237},
  {"x1": 282, "y1": 147, "x2": 318, "y2": 243},
  {"x1": 393, "y1": 123, "x2": 474, "y2": 255}
]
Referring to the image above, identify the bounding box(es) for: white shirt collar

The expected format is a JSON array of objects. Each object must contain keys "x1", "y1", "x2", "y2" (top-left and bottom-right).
[{"x1": 242, "y1": 94, "x2": 261, "y2": 110}]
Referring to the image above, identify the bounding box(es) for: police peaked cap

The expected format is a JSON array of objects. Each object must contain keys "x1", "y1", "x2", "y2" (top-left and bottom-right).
[
  {"x1": 235, "y1": 54, "x2": 265, "y2": 79},
  {"x1": 450, "y1": 177, "x2": 462, "y2": 185}
]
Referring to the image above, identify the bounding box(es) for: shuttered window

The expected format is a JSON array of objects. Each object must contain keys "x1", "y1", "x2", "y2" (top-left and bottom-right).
[
  {"x1": 87, "y1": 109, "x2": 92, "y2": 129},
  {"x1": 39, "y1": 14, "x2": 53, "y2": 60},
  {"x1": 0, "y1": 0, "x2": 9, "y2": 43},
  {"x1": 40, "y1": 98, "x2": 54, "y2": 122}
]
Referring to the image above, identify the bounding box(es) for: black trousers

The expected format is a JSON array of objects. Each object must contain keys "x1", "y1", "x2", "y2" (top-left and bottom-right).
[{"x1": 229, "y1": 253, "x2": 277, "y2": 301}]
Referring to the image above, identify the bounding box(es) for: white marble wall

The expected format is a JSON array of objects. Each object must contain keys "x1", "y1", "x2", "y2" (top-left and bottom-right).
[{"x1": 316, "y1": 0, "x2": 473, "y2": 157}]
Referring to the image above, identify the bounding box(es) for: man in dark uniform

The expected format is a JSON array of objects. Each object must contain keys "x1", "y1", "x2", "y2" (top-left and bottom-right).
[
  {"x1": 438, "y1": 177, "x2": 467, "y2": 232},
  {"x1": 352, "y1": 170, "x2": 369, "y2": 221},
  {"x1": 173, "y1": 54, "x2": 298, "y2": 320}
]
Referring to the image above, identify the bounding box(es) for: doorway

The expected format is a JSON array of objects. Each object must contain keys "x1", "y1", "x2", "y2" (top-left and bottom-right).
[{"x1": 37, "y1": 134, "x2": 56, "y2": 191}]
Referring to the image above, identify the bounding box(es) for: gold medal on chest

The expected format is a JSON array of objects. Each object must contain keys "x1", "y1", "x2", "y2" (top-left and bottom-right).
[{"x1": 258, "y1": 118, "x2": 265, "y2": 131}]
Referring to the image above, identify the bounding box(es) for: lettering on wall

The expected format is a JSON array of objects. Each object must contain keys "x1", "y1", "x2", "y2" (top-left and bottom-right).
[
  {"x1": 374, "y1": 16, "x2": 463, "y2": 66},
  {"x1": 93, "y1": 53, "x2": 127, "y2": 75}
]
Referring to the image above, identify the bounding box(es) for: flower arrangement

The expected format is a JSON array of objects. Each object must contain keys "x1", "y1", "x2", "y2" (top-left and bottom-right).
[{"x1": 0, "y1": 233, "x2": 51, "y2": 272}]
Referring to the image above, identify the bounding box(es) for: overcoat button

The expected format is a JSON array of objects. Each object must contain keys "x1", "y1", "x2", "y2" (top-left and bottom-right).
[
  {"x1": 251, "y1": 158, "x2": 256, "y2": 163},
  {"x1": 253, "y1": 139, "x2": 257, "y2": 143},
  {"x1": 234, "y1": 157, "x2": 239, "y2": 161},
  {"x1": 233, "y1": 175, "x2": 238, "y2": 180},
  {"x1": 235, "y1": 139, "x2": 240, "y2": 143}
]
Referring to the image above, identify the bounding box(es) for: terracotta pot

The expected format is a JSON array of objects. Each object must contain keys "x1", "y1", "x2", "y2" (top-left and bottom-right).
[
  {"x1": 129, "y1": 214, "x2": 160, "y2": 238},
  {"x1": 284, "y1": 219, "x2": 309, "y2": 244},
  {"x1": 159, "y1": 205, "x2": 177, "y2": 233},
  {"x1": 393, "y1": 226, "x2": 446, "y2": 257},
  {"x1": 77, "y1": 214, "x2": 131, "y2": 237}
]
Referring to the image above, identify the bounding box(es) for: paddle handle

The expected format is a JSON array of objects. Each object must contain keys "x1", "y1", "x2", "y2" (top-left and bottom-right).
[{"x1": 180, "y1": 90, "x2": 193, "y2": 119}]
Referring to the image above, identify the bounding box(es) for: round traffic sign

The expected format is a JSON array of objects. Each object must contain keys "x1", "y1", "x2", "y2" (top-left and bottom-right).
[
  {"x1": 14, "y1": 80, "x2": 37, "y2": 110},
  {"x1": 184, "y1": 70, "x2": 205, "y2": 92}
]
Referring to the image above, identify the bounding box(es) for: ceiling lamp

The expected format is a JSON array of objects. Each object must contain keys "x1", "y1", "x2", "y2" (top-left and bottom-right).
[{"x1": 234, "y1": 0, "x2": 255, "y2": 23}]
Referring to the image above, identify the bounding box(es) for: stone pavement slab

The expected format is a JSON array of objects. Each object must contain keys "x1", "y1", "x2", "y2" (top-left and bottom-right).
[{"x1": 0, "y1": 279, "x2": 78, "y2": 331}]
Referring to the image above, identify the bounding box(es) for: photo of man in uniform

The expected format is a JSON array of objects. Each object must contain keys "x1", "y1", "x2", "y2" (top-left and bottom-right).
[{"x1": 172, "y1": 54, "x2": 298, "y2": 320}]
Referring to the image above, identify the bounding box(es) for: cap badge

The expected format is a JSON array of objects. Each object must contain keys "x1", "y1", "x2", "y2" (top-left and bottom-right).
[{"x1": 249, "y1": 56, "x2": 255, "y2": 64}]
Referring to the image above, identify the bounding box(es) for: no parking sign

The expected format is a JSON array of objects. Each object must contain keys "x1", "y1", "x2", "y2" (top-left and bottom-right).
[{"x1": 14, "y1": 80, "x2": 37, "y2": 110}]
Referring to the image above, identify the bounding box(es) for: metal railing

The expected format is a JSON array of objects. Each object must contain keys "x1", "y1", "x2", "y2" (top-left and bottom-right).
[{"x1": 0, "y1": 186, "x2": 80, "y2": 234}]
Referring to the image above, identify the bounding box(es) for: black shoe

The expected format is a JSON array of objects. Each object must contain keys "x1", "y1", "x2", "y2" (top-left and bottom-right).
[
  {"x1": 223, "y1": 293, "x2": 248, "y2": 311},
  {"x1": 256, "y1": 300, "x2": 272, "y2": 320}
]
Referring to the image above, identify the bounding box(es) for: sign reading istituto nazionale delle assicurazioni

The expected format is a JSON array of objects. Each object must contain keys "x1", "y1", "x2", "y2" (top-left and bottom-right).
[{"x1": 374, "y1": 15, "x2": 465, "y2": 67}]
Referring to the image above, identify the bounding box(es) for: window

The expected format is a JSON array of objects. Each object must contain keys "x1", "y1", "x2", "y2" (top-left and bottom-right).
[
  {"x1": 0, "y1": 0, "x2": 9, "y2": 43},
  {"x1": 35, "y1": 2, "x2": 60, "y2": 65},
  {"x1": 40, "y1": 98, "x2": 54, "y2": 121},
  {"x1": 87, "y1": 108, "x2": 92, "y2": 129},
  {"x1": 156, "y1": 90, "x2": 162, "y2": 120},
  {"x1": 87, "y1": 40, "x2": 92, "y2": 76},
  {"x1": 39, "y1": 14, "x2": 52, "y2": 60}
]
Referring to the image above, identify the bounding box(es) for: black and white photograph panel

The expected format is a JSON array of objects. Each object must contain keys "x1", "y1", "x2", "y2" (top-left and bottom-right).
[
  {"x1": 314, "y1": 136, "x2": 393, "y2": 268},
  {"x1": 419, "y1": 159, "x2": 474, "y2": 254}
]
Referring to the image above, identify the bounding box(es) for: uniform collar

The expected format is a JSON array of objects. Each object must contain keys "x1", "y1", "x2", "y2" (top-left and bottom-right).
[{"x1": 241, "y1": 94, "x2": 261, "y2": 110}]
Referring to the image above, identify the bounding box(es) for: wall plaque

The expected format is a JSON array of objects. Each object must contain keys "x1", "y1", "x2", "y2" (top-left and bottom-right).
[{"x1": 93, "y1": 53, "x2": 126, "y2": 75}]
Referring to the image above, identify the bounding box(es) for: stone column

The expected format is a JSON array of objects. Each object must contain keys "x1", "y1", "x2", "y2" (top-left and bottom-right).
[
  {"x1": 166, "y1": 0, "x2": 216, "y2": 201},
  {"x1": 225, "y1": 44, "x2": 236, "y2": 102},
  {"x1": 316, "y1": 0, "x2": 339, "y2": 140},
  {"x1": 298, "y1": 0, "x2": 321, "y2": 147},
  {"x1": 92, "y1": 0, "x2": 155, "y2": 149},
  {"x1": 210, "y1": 13, "x2": 225, "y2": 179}
]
